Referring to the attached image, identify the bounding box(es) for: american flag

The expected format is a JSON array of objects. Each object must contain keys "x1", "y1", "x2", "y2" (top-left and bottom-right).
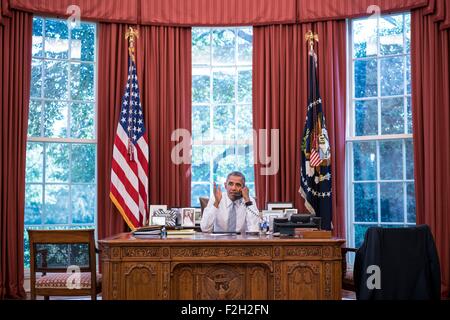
[{"x1": 110, "y1": 58, "x2": 149, "y2": 230}]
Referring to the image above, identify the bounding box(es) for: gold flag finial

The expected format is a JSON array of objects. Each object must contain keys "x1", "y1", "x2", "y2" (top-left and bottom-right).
[
  {"x1": 125, "y1": 27, "x2": 139, "y2": 62},
  {"x1": 305, "y1": 31, "x2": 319, "y2": 52}
]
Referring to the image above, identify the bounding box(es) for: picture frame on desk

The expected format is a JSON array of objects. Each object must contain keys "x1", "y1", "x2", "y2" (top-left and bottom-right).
[
  {"x1": 181, "y1": 208, "x2": 196, "y2": 227},
  {"x1": 149, "y1": 205, "x2": 167, "y2": 225},
  {"x1": 284, "y1": 208, "x2": 298, "y2": 220},
  {"x1": 267, "y1": 202, "x2": 293, "y2": 211},
  {"x1": 262, "y1": 210, "x2": 285, "y2": 232},
  {"x1": 194, "y1": 208, "x2": 202, "y2": 224}
]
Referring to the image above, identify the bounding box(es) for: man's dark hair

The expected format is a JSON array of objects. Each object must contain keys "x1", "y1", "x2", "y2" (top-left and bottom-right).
[{"x1": 226, "y1": 171, "x2": 246, "y2": 185}]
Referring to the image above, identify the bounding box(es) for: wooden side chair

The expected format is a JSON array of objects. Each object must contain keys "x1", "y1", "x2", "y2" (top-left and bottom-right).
[
  {"x1": 341, "y1": 247, "x2": 357, "y2": 292},
  {"x1": 28, "y1": 229, "x2": 102, "y2": 300}
]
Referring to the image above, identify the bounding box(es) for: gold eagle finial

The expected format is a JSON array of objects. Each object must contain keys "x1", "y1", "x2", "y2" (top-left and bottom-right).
[{"x1": 125, "y1": 27, "x2": 139, "y2": 62}]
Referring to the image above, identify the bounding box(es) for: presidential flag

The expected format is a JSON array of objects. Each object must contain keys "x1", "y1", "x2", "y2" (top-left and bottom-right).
[
  {"x1": 299, "y1": 45, "x2": 332, "y2": 230},
  {"x1": 110, "y1": 57, "x2": 149, "y2": 230}
]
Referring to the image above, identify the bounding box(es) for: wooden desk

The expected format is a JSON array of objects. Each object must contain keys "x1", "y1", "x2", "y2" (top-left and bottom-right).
[{"x1": 98, "y1": 233, "x2": 345, "y2": 300}]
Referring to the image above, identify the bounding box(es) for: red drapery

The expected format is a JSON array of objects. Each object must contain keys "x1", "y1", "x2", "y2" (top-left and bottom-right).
[
  {"x1": 252, "y1": 21, "x2": 346, "y2": 238},
  {"x1": 411, "y1": 0, "x2": 450, "y2": 298},
  {"x1": 8, "y1": 0, "x2": 138, "y2": 23},
  {"x1": 3, "y1": 0, "x2": 432, "y2": 26},
  {"x1": 97, "y1": 24, "x2": 191, "y2": 239},
  {"x1": 0, "y1": 10, "x2": 32, "y2": 299}
]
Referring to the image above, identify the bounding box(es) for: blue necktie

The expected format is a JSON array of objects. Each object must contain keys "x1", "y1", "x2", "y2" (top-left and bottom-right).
[{"x1": 228, "y1": 202, "x2": 237, "y2": 232}]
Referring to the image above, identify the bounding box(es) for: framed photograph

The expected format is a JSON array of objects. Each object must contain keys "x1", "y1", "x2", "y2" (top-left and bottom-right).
[
  {"x1": 181, "y1": 208, "x2": 196, "y2": 227},
  {"x1": 284, "y1": 208, "x2": 298, "y2": 220},
  {"x1": 194, "y1": 208, "x2": 202, "y2": 224},
  {"x1": 149, "y1": 205, "x2": 167, "y2": 225},
  {"x1": 262, "y1": 210, "x2": 285, "y2": 232},
  {"x1": 267, "y1": 202, "x2": 293, "y2": 211}
]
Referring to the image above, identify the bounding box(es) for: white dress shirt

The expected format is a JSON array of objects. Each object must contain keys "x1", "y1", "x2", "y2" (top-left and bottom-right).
[{"x1": 200, "y1": 194, "x2": 260, "y2": 233}]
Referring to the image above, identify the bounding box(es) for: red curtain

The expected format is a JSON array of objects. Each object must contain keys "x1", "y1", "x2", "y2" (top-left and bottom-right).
[
  {"x1": 411, "y1": 1, "x2": 450, "y2": 298},
  {"x1": 3, "y1": 0, "x2": 432, "y2": 26},
  {"x1": 0, "y1": 10, "x2": 32, "y2": 299},
  {"x1": 252, "y1": 21, "x2": 346, "y2": 238},
  {"x1": 297, "y1": 0, "x2": 429, "y2": 22},
  {"x1": 9, "y1": 0, "x2": 138, "y2": 23},
  {"x1": 140, "y1": 0, "x2": 297, "y2": 26},
  {"x1": 97, "y1": 24, "x2": 191, "y2": 239}
]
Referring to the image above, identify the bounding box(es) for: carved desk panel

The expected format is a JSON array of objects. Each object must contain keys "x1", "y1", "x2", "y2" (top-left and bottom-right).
[{"x1": 99, "y1": 233, "x2": 345, "y2": 300}]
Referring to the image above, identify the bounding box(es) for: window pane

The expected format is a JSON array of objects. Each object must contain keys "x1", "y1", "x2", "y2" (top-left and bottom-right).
[
  {"x1": 380, "y1": 14, "x2": 404, "y2": 56},
  {"x1": 237, "y1": 28, "x2": 252, "y2": 64},
  {"x1": 28, "y1": 100, "x2": 42, "y2": 137},
  {"x1": 31, "y1": 59, "x2": 42, "y2": 98},
  {"x1": 379, "y1": 140, "x2": 403, "y2": 180},
  {"x1": 71, "y1": 144, "x2": 96, "y2": 183},
  {"x1": 70, "y1": 63, "x2": 94, "y2": 101},
  {"x1": 236, "y1": 104, "x2": 253, "y2": 140},
  {"x1": 44, "y1": 19, "x2": 69, "y2": 59},
  {"x1": 71, "y1": 23, "x2": 96, "y2": 61},
  {"x1": 72, "y1": 184, "x2": 96, "y2": 224},
  {"x1": 353, "y1": 19, "x2": 377, "y2": 58},
  {"x1": 192, "y1": 105, "x2": 211, "y2": 141},
  {"x1": 380, "y1": 182, "x2": 404, "y2": 222},
  {"x1": 407, "y1": 97, "x2": 412, "y2": 134},
  {"x1": 405, "y1": 14, "x2": 411, "y2": 54},
  {"x1": 213, "y1": 69, "x2": 235, "y2": 103},
  {"x1": 212, "y1": 145, "x2": 237, "y2": 183},
  {"x1": 44, "y1": 60, "x2": 69, "y2": 99},
  {"x1": 192, "y1": 145, "x2": 210, "y2": 182},
  {"x1": 192, "y1": 28, "x2": 210, "y2": 66},
  {"x1": 44, "y1": 184, "x2": 69, "y2": 224},
  {"x1": 381, "y1": 98, "x2": 404, "y2": 134},
  {"x1": 212, "y1": 29, "x2": 235, "y2": 65},
  {"x1": 25, "y1": 184, "x2": 42, "y2": 225},
  {"x1": 238, "y1": 70, "x2": 252, "y2": 103},
  {"x1": 380, "y1": 57, "x2": 404, "y2": 96},
  {"x1": 191, "y1": 184, "x2": 210, "y2": 207},
  {"x1": 406, "y1": 55, "x2": 411, "y2": 94},
  {"x1": 45, "y1": 143, "x2": 70, "y2": 183},
  {"x1": 32, "y1": 17, "x2": 44, "y2": 58},
  {"x1": 192, "y1": 70, "x2": 210, "y2": 103},
  {"x1": 405, "y1": 139, "x2": 414, "y2": 180},
  {"x1": 353, "y1": 141, "x2": 377, "y2": 181},
  {"x1": 406, "y1": 183, "x2": 416, "y2": 223},
  {"x1": 235, "y1": 144, "x2": 254, "y2": 182},
  {"x1": 26, "y1": 143, "x2": 43, "y2": 183},
  {"x1": 355, "y1": 99, "x2": 378, "y2": 136},
  {"x1": 354, "y1": 183, "x2": 377, "y2": 222},
  {"x1": 354, "y1": 224, "x2": 376, "y2": 248},
  {"x1": 213, "y1": 105, "x2": 235, "y2": 140},
  {"x1": 43, "y1": 101, "x2": 68, "y2": 138},
  {"x1": 70, "y1": 103, "x2": 95, "y2": 139},
  {"x1": 354, "y1": 59, "x2": 377, "y2": 98}
]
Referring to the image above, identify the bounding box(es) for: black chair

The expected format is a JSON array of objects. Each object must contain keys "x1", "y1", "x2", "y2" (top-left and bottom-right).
[{"x1": 353, "y1": 225, "x2": 441, "y2": 300}]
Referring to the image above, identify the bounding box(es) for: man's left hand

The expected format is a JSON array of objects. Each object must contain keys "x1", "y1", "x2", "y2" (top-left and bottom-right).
[{"x1": 241, "y1": 186, "x2": 250, "y2": 202}]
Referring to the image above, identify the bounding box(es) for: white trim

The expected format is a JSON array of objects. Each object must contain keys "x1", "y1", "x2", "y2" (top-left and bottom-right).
[{"x1": 346, "y1": 12, "x2": 414, "y2": 249}]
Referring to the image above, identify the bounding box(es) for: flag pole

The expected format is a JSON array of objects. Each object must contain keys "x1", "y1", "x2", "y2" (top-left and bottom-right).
[{"x1": 125, "y1": 27, "x2": 139, "y2": 161}]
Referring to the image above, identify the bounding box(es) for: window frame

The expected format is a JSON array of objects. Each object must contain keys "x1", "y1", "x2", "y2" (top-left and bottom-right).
[
  {"x1": 191, "y1": 27, "x2": 254, "y2": 206},
  {"x1": 25, "y1": 17, "x2": 98, "y2": 269},
  {"x1": 345, "y1": 12, "x2": 415, "y2": 248}
]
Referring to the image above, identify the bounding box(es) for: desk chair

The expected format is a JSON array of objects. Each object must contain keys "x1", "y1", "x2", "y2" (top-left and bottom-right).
[
  {"x1": 199, "y1": 196, "x2": 259, "y2": 216},
  {"x1": 28, "y1": 229, "x2": 102, "y2": 300},
  {"x1": 341, "y1": 247, "x2": 357, "y2": 292},
  {"x1": 353, "y1": 225, "x2": 441, "y2": 300}
]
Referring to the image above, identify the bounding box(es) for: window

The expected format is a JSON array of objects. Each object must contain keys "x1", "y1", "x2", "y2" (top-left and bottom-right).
[
  {"x1": 191, "y1": 28, "x2": 254, "y2": 206},
  {"x1": 347, "y1": 13, "x2": 414, "y2": 248},
  {"x1": 24, "y1": 17, "x2": 97, "y2": 268}
]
